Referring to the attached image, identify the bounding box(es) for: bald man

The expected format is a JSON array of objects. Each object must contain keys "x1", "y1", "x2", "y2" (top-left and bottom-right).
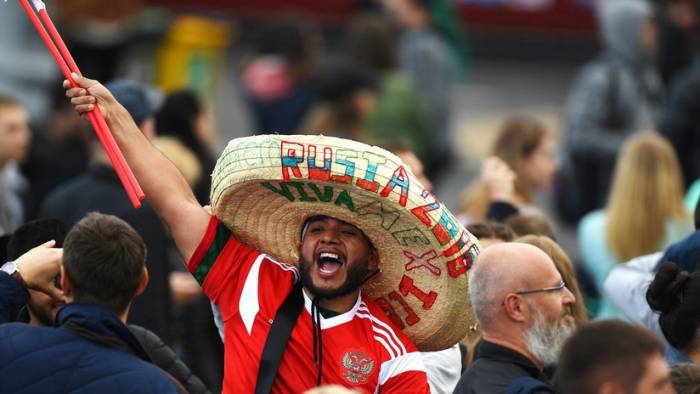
[{"x1": 454, "y1": 243, "x2": 577, "y2": 394}]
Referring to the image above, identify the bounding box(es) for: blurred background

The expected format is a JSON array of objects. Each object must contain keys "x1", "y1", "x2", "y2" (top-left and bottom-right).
[{"x1": 0, "y1": 0, "x2": 599, "y2": 234}]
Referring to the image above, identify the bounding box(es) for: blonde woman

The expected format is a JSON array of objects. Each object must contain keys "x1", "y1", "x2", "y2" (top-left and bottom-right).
[
  {"x1": 459, "y1": 117, "x2": 557, "y2": 224},
  {"x1": 578, "y1": 132, "x2": 693, "y2": 318}
]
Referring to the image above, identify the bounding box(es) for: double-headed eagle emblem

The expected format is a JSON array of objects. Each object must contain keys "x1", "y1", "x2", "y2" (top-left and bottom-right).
[{"x1": 342, "y1": 351, "x2": 375, "y2": 384}]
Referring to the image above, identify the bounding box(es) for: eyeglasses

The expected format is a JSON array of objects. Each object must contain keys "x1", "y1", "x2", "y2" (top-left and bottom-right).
[
  {"x1": 514, "y1": 280, "x2": 567, "y2": 296},
  {"x1": 501, "y1": 281, "x2": 568, "y2": 306}
]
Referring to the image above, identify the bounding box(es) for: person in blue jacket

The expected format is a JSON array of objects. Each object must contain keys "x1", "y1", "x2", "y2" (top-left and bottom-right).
[{"x1": 0, "y1": 212, "x2": 183, "y2": 394}]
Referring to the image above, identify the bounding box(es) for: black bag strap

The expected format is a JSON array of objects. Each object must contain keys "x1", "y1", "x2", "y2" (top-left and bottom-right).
[{"x1": 255, "y1": 282, "x2": 304, "y2": 394}]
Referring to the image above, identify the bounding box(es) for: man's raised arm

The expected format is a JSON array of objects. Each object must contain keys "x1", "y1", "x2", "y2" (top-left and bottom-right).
[{"x1": 65, "y1": 74, "x2": 210, "y2": 261}]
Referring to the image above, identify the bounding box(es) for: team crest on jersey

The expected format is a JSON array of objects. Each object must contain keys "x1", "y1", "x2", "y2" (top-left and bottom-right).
[{"x1": 341, "y1": 350, "x2": 375, "y2": 384}]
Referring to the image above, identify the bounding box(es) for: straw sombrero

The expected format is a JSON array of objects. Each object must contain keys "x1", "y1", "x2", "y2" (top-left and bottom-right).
[{"x1": 210, "y1": 134, "x2": 480, "y2": 351}]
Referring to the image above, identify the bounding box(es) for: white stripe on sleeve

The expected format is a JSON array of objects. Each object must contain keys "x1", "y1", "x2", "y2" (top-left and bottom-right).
[
  {"x1": 378, "y1": 351, "x2": 426, "y2": 386},
  {"x1": 239, "y1": 254, "x2": 264, "y2": 335}
]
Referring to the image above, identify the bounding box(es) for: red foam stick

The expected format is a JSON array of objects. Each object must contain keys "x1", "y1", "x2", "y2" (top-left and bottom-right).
[
  {"x1": 35, "y1": 2, "x2": 145, "y2": 203},
  {"x1": 18, "y1": 0, "x2": 144, "y2": 208}
]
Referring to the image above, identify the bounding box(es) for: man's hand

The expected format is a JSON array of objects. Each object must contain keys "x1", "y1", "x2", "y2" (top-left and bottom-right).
[
  {"x1": 169, "y1": 272, "x2": 202, "y2": 306},
  {"x1": 64, "y1": 73, "x2": 120, "y2": 121},
  {"x1": 14, "y1": 240, "x2": 64, "y2": 302}
]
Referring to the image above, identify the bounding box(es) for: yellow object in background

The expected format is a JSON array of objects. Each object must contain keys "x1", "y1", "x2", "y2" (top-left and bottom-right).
[{"x1": 155, "y1": 15, "x2": 232, "y2": 96}]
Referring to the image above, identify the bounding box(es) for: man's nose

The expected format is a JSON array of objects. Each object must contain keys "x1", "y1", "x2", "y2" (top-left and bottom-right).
[
  {"x1": 562, "y1": 286, "x2": 576, "y2": 304},
  {"x1": 319, "y1": 227, "x2": 340, "y2": 243}
]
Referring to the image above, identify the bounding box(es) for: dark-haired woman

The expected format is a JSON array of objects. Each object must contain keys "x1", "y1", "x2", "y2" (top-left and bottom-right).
[
  {"x1": 647, "y1": 261, "x2": 700, "y2": 364},
  {"x1": 155, "y1": 90, "x2": 217, "y2": 205}
]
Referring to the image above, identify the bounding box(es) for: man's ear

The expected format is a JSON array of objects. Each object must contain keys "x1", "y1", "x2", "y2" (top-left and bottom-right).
[
  {"x1": 369, "y1": 247, "x2": 379, "y2": 272},
  {"x1": 134, "y1": 268, "x2": 149, "y2": 296},
  {"x1": 503, "y1": 293, "x2": 527, "y2": 323},
  {"x1": 60, "y1": 266, "x2": 71, "y2": 298}
]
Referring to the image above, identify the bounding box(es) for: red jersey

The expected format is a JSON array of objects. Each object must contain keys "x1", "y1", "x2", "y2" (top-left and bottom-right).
[{"x1": 188, "y1": 217, "x2": 430, "y2": 393}]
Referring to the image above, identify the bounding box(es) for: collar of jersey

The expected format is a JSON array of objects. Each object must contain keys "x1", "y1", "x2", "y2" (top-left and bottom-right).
[{"x1": 302, "y1": 290, "x2": 362, "y2": 330}]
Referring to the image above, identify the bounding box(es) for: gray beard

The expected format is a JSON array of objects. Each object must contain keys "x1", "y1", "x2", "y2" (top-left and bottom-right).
[{"x1": 524, "y1": 307, "x2": 575, "y2": 366}]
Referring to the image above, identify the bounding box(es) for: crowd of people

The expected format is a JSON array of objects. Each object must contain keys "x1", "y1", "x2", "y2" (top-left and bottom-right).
[{"x1": 3, "y1": 0, "x2": 700, "y2": 393}]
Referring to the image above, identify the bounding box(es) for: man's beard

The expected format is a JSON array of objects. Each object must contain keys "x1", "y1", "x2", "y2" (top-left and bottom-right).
[
  {"x1": 524, "y1": 305, "x2": 575, "y2": 366},
  {"x1": 299, "y1": 254, "x2": 370, "y2": 300}
]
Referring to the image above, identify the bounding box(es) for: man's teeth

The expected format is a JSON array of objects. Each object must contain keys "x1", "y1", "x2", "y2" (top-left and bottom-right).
[{"x1": 319, "y1": 252, "x2": 339, "y2": 260}]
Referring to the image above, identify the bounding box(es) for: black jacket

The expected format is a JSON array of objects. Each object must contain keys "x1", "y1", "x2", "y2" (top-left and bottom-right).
[
  {"x1": 39, "y1": 164, "x2": 175, "y2": 343},
  {"x1": 453, "y1": 341, "x2": 550, "y2": 394},
  {"x1": 129, "y1": 325, "x2": 211, "y2": 394},
  {"x1": 0, "y1": 272, "x2": 201, "y2": 394},
  {"x1": 0, "y1": 300, "x2": 181, "y2": 394}
]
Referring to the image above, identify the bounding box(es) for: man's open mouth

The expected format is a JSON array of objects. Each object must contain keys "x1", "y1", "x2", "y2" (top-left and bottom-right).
[{"x1": 318, "y1": 252, "x2": 343, "y2": 277}]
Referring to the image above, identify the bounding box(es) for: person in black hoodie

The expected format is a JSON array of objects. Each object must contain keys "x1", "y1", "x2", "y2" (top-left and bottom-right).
[
  {"x1": 39, "y1": 79, "x2": 175, "y2": 345},
  {"x1": 561, "y1": 0, "x2": 662, "y2": 221}
]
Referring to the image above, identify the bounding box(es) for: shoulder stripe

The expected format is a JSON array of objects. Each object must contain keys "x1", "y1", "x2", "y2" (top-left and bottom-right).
[
  {"x1": 193, "y1": 220, "x2": 231, "y2": 285},
  {"x1": 373, "y1": 335, "x2": 397, "y2": 359},
  {"x1": 358, "y1": 304, "x2": 407, "y2": 355},
  {"x1": 356, "y1": 311, "x2": 403, "y2": 358},
  {"x1": 378, "y1": 352, "x2": 426, "y2": 387},
  {"x1": 263, "y1": 253, "x2": 300, "y2": 283},
  {"x1": 356, "y1": 311, "x2": 398, "y2": 357}
]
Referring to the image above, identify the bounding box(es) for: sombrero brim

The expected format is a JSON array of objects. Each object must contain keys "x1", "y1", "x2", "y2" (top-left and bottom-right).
[{"x1": 211, "y1": 134, "x2": 480, "y2": 351}]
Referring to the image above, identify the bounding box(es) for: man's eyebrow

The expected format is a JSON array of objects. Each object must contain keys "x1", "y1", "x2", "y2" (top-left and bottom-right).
[
  {"x1": 303, "y1": 217, "x2": 325, "y2": 229},
  {"x1": 306, "y1": 215, "x2": 328, "y2": 224}
]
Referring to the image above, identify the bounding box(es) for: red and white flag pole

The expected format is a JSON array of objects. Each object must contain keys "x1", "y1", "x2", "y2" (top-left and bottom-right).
[{"x1": 17, "y1": 0, "x2": 145, "y2": 208}]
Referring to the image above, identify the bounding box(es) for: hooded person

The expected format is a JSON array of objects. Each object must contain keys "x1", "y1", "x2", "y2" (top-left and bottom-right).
[
  {"x1": 559, "y1": 0, "x2": 663, "y2": 222},
  {"x1": 64, "y1": 74, "x2": 480, "y2": 394}
]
